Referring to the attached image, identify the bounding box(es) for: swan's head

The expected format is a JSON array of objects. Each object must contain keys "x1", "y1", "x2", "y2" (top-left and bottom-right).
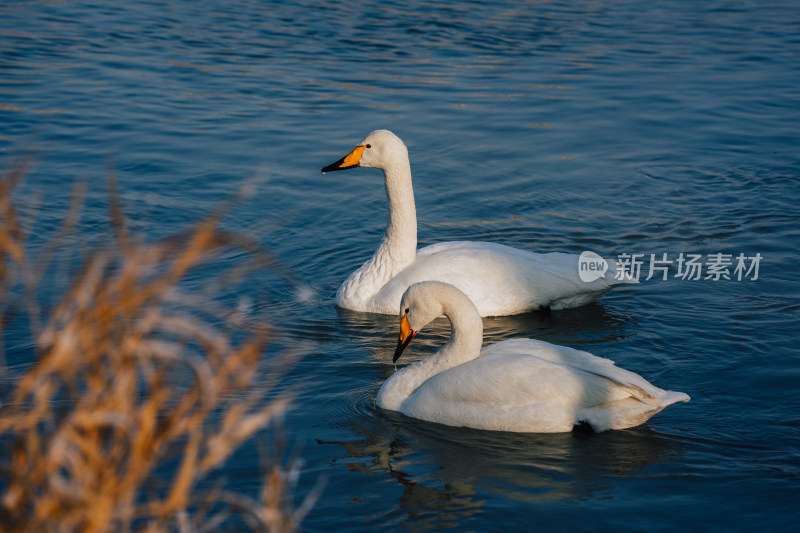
[
  {"x1": 393, "y1": 281, "x2": 467, "y2": 363},
  {"x1": 321, "y1": 129, "x2": 408, "y2": 173}
]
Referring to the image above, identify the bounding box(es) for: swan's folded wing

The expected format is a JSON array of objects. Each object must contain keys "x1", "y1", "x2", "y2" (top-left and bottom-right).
[
  {"x1": 418, "y1": 241, "x2": 636, "y2": 284},
  {"x1": 410, "y1": 348, "x2": 630, "y2": 413},
  {"x1": 480, "y1": 339, "x2": 688, "y2": 404},
  {"x1": 388, "y1": 241, "x2": 631, "y2": 315}
]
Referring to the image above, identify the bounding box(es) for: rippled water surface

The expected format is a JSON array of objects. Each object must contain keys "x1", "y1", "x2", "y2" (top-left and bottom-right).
[{"x1": 2, "y1": 0, "x2": 799, "y2": 531}]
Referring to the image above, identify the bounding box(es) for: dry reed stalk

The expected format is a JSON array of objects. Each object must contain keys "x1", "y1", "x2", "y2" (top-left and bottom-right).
[{"x1": 0, "y1": 169, "x2": 311, "y2": 532}]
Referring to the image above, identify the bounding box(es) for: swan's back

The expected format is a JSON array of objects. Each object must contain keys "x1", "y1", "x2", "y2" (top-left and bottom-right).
[
  {"x1": 373, "y1": 241, "x2": 635, "y2": 316},
  {"x1": 397, "y1": 338, "x2": 689, "y2": 433}
]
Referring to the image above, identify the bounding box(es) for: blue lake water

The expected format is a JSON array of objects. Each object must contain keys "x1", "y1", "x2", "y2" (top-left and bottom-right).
[{"x1": 2, "y1": 0, "x2": 799, "y2": 530}]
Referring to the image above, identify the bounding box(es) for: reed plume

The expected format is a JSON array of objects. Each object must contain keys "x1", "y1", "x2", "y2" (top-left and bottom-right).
[{"x1": 0, "y1": 166, "x2": 311, "y2": 532}]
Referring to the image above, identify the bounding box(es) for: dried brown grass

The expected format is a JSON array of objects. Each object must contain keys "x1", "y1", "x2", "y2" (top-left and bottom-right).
[{"x1": 0, "y1": 166, "x2": 311, "y2": 532}]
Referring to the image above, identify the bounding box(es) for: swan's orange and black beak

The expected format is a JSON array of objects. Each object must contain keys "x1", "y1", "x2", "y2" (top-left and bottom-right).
[
  {"x1": 393, "y1": 311, "x2": 417, "y2": 363},
  {"x1": 321, "y1": 145, "x2": 366, "y2": 172}
]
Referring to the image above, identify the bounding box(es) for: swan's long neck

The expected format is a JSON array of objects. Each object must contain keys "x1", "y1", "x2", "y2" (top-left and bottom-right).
[
  {"x1": 374, "y1": 158, "x2": 417, "y2": 273},
  {"x1": 435, "y1": 298, "x2": 484, "y2": 368},
  {"x1": 338, "y1": 156, "x2": 417, "y2": 310},
  {"x1": 377, "y1": 293, "x2": 483, "y2": 411}
]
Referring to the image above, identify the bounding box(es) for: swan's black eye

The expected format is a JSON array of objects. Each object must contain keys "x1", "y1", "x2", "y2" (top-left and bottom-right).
[
  {"x1": 366, "y1": 144, "x2": 371, "y2": 149},
  {"x1": 404, "y1": 308, "x2": 410, "y2": 314}
]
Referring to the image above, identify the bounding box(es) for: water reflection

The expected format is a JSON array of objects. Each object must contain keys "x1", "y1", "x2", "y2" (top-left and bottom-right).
[
  {"x1": 322, "y1": 405, "x2": 683, "y2": 528},
  {"x1": 480, "y1": 301, "x2": 634, "y2": 346},
  {"x1": 335, "y1": 300, "x2": 635, "y2": 365}
]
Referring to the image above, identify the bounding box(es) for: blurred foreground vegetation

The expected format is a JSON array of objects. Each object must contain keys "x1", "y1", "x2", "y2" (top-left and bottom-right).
[{"x1": 0, "y1": 164, "x2": 312, "y2": 532}]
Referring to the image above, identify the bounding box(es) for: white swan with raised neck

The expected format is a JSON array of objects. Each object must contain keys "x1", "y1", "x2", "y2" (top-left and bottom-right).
[{"x1": 322, "y1": 129, "x2": 636, "y2": 317}]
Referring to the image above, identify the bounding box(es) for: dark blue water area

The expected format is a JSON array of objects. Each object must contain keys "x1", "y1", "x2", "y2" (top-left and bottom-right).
[{"x1": 2, "y1": 0, "x2": 800, "y2": 531}]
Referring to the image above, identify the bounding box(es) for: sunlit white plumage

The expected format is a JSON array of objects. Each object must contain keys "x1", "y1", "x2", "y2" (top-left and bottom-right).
[
  {"x1": 321, "y1": 129, "x2": 636, "y2": 317},
  {"x1": 376, "y1": 282, "x2": 689, "y2": 433}
]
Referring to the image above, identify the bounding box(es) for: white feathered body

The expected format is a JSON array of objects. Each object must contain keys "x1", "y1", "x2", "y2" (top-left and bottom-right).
[
  {"x1": 375, "y1": 282, "x2": 688, "y2": 434},
  {"x1": 338, "y1": 240, "x2": 633, "y2": 316},
  {"x1": 377, "y1": 337, "x2": 689, "y2": 433}
]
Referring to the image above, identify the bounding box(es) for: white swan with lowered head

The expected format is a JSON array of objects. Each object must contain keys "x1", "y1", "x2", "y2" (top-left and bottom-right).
[
  {"x1": 322, "y1": 130, "x2": 636, "y2": 317},
  {"x1": 376, "y1": 282, "x2": 689, "y2": 433}
]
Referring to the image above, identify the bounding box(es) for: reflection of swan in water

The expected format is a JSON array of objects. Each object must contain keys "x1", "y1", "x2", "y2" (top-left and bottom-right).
[
  {"x1": 377, "y1": 282, "x2": 689, "y2": 433},
  {"x1": 319, "y1": 403, "x2": 684, "y2": 523}
]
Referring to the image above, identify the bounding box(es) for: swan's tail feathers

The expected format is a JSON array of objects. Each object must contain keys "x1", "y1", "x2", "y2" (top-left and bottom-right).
[
  {"x1": 604, "y1": 257, "x2": 640, "y2": 285},
  {"x1": 658, "y1": 390, "x2": 691, "y2": 406},
  {"x1": 588, "y1": 388, "x2": 689, "y2": 432},
  {"x1": 628, "y1": 378, "x2": 690, "y2": 408}
]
